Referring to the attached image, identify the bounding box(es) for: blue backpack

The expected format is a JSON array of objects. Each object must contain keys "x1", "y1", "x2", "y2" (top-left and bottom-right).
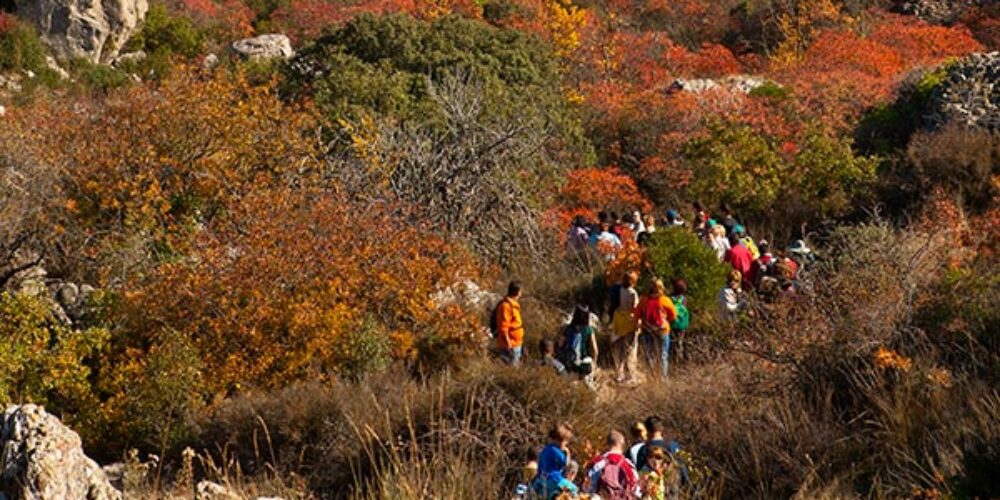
[{"x1": 559, "y1": 325, "x2": 591, "y2": 366}]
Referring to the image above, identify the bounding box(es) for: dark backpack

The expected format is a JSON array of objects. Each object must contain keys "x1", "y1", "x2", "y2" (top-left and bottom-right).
[
  {"x1": 488, "y1": 298, "x2": 508, "y2": 338},
  {"x1": 597, "y1": 454, "x2": 635, "y2": 500},
  {"x1": 607, "y1": 283, "x2": 623, "y2": 317},
  {"x1": 670, "y1": 295, "x2": 690, "y2": 332},
  {"x1": 559, "y1": 325, "x2": 589, "y2": 366}
]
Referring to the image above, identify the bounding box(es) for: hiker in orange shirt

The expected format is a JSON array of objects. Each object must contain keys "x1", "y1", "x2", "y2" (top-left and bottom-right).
[{"x1": 493, "y1": 281, "x2": 525, "y2": 366}]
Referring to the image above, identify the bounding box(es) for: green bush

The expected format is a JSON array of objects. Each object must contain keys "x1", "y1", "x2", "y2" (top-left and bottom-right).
[
  {"x1": 0, "y1": 292, "x2": 109, "y2": 436},
  {"x1": 642, "y1": 227, "x2": 729, "y2": 312},
  {"x1": 125, "y1": 3, "x2": 203, "y2": 59},
  {"x1": 0, "y1": 17, "x2": 48, "y2": 73}
]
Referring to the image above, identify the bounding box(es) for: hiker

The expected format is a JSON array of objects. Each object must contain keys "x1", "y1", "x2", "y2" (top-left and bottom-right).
[
  {"x1": 494, "y1": 281, "x2": 525, "y2": 366},
  {"x1": 723, "y1": 233, "x2": 753, "y2": 289},
  {"x1": 532, "y1": 423, "x2": 579, "y2": 499},
  {"x1": 583, "y1": 430, "x2": 639, "y2": 499},
  {"x1": 718, "y1": 202, "x2": 738, "y2": 236},
  {"x1": 611, "y1": 270, "x2": 641, "y2": 384},
  {"x1": 665, "y1": 209, "x2": 685, "y2": 228},
  {"x1": 708, "y1": 224, "x2": 730, "y2": 261},
  {"x1": 539, "y1": 338, "x2": 567, "y2": 374},
  {"x1": 774, "y1": 249, "x2": 799, "y2": 281},
  {"x1": 747, "y1": 240, "x2": 774, "y2": 289},
  {"x1": 592, "y1": 222, "x2": 623, "y2": 253},
  {"x1": 634, "y1": 416, "x2": 680, "y2": 470},
  {"x1": 558, "y1": 305, "x2": 599, "y2": 384},
  {"x1": 668, "y1": 278, "x2": 691, "y2": 364},
  {"x1": 644, "y1": 214, "x2": 657, "y2": 233},
  {"x1": 639, "y1": 446, "x2": 681, "y2": 500},
  {"x1": 787, "y1": 239, "x2": 815, "y2": 269},
  {"x1": 718, "y1": 270, "x2": 747, "y2": 318},
  {"x1": 638, "y1": 279, "x2": 677, "y2": 380},
  {"x1": 692, "y1": 202, "x2": 707, "y2": 236},
  {"x1": 515, "y1": 446, "x2": 543, "y2": 499},
  {"x1": 628, "y1": 421, "x2": 648, "y2": 465},
  {"x1": 566, "y1": 215, "x2": 590, "y2": 252},
  {"x1": 734, "y1": 225, "x2": 760, "y2": 260}
]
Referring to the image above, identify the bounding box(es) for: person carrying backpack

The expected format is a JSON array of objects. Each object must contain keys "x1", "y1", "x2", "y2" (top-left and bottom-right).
[
  {"x1": 531, "y1": 423, "x2": 579, "y2": 499},
  {"x1": 638, "y1": 279, "x2": 677, "y2": 380},
  {"x1": 584, "y1": 430, "x2": 639, "y2": 500},
  {"x1": 558, "y1": 305, "x2": 599, "y2": 383},
  {"x1": 669, "y1": 278, "x2": 691, "y2": 364},
  {"x1": 611, "y1": 271, "x2": 641, "y2": 384},
  {"x1": 491, "y1": 281, "x2": 525, "y2": 366}
]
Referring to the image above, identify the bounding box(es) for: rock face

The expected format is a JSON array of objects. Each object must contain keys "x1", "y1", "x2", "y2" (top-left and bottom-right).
[
  {"x1": 231, "y1": 34, "x2": 294, "y2": 61},
  {"x1": 669, "y1": 75, "x2": 768, "y2": 94},
  {"x1": 930, "y1": 52, "x2": 1000, "y2": 130},
  {"x1": 13, "y1": 0, "x2": 149, "y2": 63},
  {"x1": 895, "y1": 0, "x2": 978, "y2": 23},
  {"x1": 1, "y1": 404, "x2": 121, "y2": 500}
]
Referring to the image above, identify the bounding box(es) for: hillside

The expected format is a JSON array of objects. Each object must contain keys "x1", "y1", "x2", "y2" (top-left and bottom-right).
[{"x1": 1, "y1": 0, "x2": 999, "y2": 498}]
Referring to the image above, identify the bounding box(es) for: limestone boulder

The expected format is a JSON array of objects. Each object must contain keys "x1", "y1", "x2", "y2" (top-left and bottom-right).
[
  {"x1": 231, "y1": 34, "x2": 294, "y2": 61},
  {"x1": 0, "y1": 404, "x2": 121, "y2": 500},
  {"x1": 14, "y1": 0, "x2": 149, "y2": 63}
]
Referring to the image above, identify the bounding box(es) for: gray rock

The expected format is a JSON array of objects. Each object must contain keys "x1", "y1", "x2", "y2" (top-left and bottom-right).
[
  {"x1": 111, "y1": 50, "x2": 147, "y2": 67},
  {"x1": 669, "y1": 75, "x2": 769, "y2": 94},
  {"x1": 231, "y1": 34, "x2": 294, "y2": 61},
  {"x1": 431, "y1": 279, "x2": 501, "y2": 312},
  {"x1": 895, "y1": 0, "x2": 978, "y2": 24},
  {"x1": 1, "y1": 404, "x2": 121, "y2": 500},
  {"x1": 196, "y1": 480, "x2": 240, "y2": 500},
  {"x1": 46, "y1": 55, "x2": 71, "y2": 79},
  {"x1": 0, "y1": 106, "x2": 5, "y2": 117},
  {"x1": 14, "y1": 0, "x2": 149, "y2": 63},
  {"x1": 203, "y1": 53, "x2": 220, "y2": 70},
  {"x1": 929, "y1": 52, "x2": 1000, "y2": 130}
]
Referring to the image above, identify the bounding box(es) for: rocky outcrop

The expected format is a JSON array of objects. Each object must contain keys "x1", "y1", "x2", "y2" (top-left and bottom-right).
[
  {"x1": 929, "y1": 52, "x2": 1000, "y2": 130},
  {"x1": 13, "y1": 0, "x2": 149, "y2": 63},
  {"x1": 231, "y1": 34, "x2": 294, "y2": 61},
  {"x1": 668, "y1": 75, "x2": 769, "y2": 95},
  {"x1": 1, "y1": 404, "x2": 121, "y2": 500},
  {"x1": 431, "y1": 279, "x2": 501, "y2": 312},
  {"x1": 895, "y1": 0, "x2": 978, "y2": 24}
]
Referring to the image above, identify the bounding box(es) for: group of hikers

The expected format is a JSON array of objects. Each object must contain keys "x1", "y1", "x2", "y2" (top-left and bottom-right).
[
  {"x1": 491, "y1": 202, "x2": 815, "y2": 386},
  {"x1": 515, "y1": 418, "x2": 686, "y2": 499},
  {"x1": 491, "y1": 203, "x2": 818, "y2": 498}
]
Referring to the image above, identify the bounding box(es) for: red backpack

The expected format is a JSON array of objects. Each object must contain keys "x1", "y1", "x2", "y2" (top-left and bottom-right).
[{"x1": 596, "y1": 453, "x2": 636, "y2": 500}]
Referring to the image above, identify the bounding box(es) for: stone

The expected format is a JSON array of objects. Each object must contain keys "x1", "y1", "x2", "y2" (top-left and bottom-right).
[
  {"x1": 111, "y1": 50, "x2": 147, "y2": 67},
  {"x1": 14, "y1": 0, "x2": 150, "y2": 63},
  {"x1": 0, "y1": 106, "x2": 5, "y2": 117},
  {"x1": 0, "y1": 404, "x2": 121, "y2": 500},
  {"x1": 196, "y1": 480, "x2": 240, "y2": 500},
  {"x1": 431, "y1": 279, "x2": 501, "y2": 312},
  {"x1": 668, "y1": 75, "x2": 768, "y2": 94},
  {"x1": 929, "y1": 52, "x2": 1000, "y2": 130},
  {"x1": 894, "y1": 0, "x2": 977, "y2": 24},
  {"x1": 203, "y1": 53, "x2": 220, "y2": 70},
  {"x1": 231, "y1": 34, "x2": 294, "y2": 61},
  {"x1": 46, "y1": 55, "x2": 71, "y2": 79}
]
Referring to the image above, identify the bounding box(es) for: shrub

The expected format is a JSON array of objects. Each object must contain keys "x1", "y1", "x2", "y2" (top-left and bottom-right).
[
  {"x1": 126, "y1": 3, "x2": 204, "y2": 59},
  {"x1": 905, "y1": 123, "x2": 1000, "y2": 213},
  {"x1": 0, "y1": 15, "x2": 48, "y2": 73},
  {"x1": 642, "y1": 227, "x2": 729, "y2": 312},
  {"x1": 0, "y1": 292, "x2": 109, "y2": 439}
]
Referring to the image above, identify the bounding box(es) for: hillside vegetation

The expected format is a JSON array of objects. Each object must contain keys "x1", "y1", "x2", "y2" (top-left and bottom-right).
[{"x1": 1, "y1": 0, "x2": 999, "y2": 498}]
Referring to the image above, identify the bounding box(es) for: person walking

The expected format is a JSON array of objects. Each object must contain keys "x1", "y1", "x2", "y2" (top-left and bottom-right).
[
  {"x1": 723, "y1": 233, "x2": 753, "y2": 289},
  {"x1": 558, "y1": 305, "x2": 599, "y2": 385},
  {"x1": 669, "y1": 278, "x2": 691, "y2": 363},
  {"x1": 638, "y1": 279, "x2": 677, "y2": 380},
  {"x1": 584, "y1": 430, "x2": 639, "y2": 500},
  {"x1": 532, "y1": 423, "x2": 579, "y2": 499},
  {"x1": 494, "y1": 281, "x2": 525, "y2": 366},
  {"x1": 611, "y1": 271, "x2": 641, "y2": 384},
  {"x1": 639, "y1": 447, "x2": 681, "y2": 500},
  {"x1": 718, "y1": 270, "x2": 747, "y2": 318}
]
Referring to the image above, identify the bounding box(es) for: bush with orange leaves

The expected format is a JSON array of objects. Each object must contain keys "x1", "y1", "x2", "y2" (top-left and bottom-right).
[
  {"x1": 112, "y1": 189, "x2": 481, "y2": 398},
  {"x1": 17, "y1": 66, "x2": 321, "y2": 284},
  {"x1": 550, "y1": 166, "x2": 652, "y2": 232}
]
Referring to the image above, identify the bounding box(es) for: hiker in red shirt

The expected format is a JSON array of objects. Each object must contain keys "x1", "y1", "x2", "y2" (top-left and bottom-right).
[
  {"x1": 584, "y1": 430, "x2": 639, "y2": 499},
  {"x1": 723, "y1": 233, "x2": 753, "y2": 289}
]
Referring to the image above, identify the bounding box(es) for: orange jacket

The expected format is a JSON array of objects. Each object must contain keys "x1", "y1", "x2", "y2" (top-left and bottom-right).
[{"x1": 496, "y1": 298, "x2": 524, "y2": 349}]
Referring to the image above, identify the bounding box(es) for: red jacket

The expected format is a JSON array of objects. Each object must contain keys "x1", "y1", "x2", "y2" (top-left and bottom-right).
[{"x1": 724, "y1": 244, "x2": 753, "y2": 281}]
